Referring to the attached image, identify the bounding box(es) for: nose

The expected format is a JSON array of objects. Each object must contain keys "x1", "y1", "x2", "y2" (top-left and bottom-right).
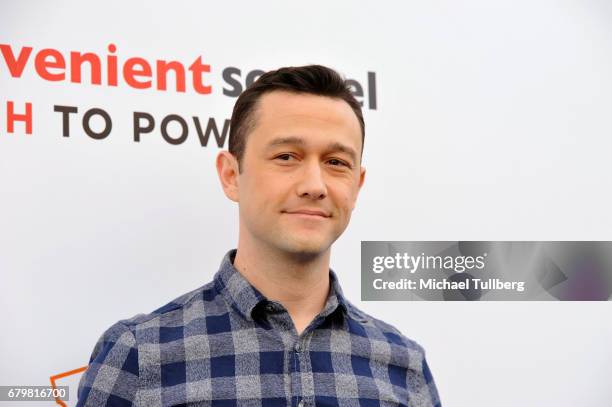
[{"x1": 295, "y1": 159, "x2": 327, "y2": 200}]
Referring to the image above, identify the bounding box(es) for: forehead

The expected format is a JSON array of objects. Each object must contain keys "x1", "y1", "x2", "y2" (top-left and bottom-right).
[{"x1": 249, "y1": 90, "x2": 362, "y2": 150}]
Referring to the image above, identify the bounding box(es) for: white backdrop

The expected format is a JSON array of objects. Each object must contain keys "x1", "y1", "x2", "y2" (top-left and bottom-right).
[{"x1": 1, "y1": 1, "x2": 612, "y2": 406}]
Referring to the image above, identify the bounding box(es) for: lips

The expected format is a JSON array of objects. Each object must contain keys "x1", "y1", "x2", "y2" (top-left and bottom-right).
[{"x1": 283, "y1": 209, "x2": 331, "y2": 218}]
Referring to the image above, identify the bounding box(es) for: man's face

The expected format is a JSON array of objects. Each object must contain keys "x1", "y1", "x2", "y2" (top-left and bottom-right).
[{"x1": 220, "y1": 90, "x2": 365, "y2": 259}]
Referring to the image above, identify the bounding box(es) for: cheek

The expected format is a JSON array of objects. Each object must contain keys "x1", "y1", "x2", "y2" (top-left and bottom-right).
[
  {"x1": 329, "y1": 185, "x2": 356, "y2": 215},
  {"x1": 243, "y1": 175, "x2": 287, "y2": 211},
  {"x1": 333, "y1": 179, "x2": 357, "y2": 203}
]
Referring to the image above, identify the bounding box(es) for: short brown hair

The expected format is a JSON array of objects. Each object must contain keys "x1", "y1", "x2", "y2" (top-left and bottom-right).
[{"x1": 228, "y1": 65, "x2": 365, "y2": 172}]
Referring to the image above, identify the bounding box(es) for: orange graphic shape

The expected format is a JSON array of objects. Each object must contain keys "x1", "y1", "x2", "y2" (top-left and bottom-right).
[{"x1": 50, "y1": 366, "x2": 88, "y2": 407}]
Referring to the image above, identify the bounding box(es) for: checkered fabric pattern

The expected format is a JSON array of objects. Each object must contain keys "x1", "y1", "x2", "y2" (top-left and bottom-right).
[{"x1": 77, "y1": 249, "x2": 441, "y2": 406}]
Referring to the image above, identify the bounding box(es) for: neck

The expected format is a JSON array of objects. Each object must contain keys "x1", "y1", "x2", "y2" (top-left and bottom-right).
[{"x1": 233, "y1": 237, "x2": 331, "y2": 333}]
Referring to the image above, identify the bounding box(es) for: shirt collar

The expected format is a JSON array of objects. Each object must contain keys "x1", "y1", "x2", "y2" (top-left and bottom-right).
[{"x1": 213, "y1": 249, "x2": 349, "y2": 322}]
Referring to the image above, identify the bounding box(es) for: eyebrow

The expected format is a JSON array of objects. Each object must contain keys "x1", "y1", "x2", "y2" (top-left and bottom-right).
[{"x1": 266, "y1": 136, "x2": 358, "y2": 164}]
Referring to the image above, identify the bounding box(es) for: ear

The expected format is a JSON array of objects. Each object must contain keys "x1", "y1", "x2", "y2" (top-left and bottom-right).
[
  {"x1": 352, "y1": 166, "x2": 366, "y2": 210},
  {"x1": 358, "y1": 166, "x2": 366, "y2": 189},
  {"x1": 216, "y1": 151, "x2": 240, "y2": 202}
]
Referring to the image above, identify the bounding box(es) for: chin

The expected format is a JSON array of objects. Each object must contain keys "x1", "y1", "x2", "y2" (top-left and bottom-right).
[{"x1": 278, "y1": 238, "x2": 330, "y2": 259}]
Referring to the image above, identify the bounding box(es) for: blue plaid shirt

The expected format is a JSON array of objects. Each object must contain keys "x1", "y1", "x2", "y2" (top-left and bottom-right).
[{"x1": 77, "y1": 249, "x2": 441, "y2": 406}]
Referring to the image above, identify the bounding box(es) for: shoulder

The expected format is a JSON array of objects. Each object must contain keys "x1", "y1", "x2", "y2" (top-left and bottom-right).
[
  {"x1": 342, "y1": 304, "x2": 441, "y2": 405},
  {"x1": 344, "y1": 299, "x2": 426, "y2": 355},
  {"x1": 113, "y1": 280, "x2": 220, "y2": 338}
]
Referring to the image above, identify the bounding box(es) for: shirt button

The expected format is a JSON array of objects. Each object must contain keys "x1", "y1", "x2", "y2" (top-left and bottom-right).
[
  {"x1": 265, "y1": 304, "x2": 275, "y2": 312},
  {"x1": 294, "y1": 342, "x2": 302, "y2": 352}
]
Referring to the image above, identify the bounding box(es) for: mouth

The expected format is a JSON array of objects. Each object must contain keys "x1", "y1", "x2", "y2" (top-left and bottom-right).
[{"x1": 282, "y1": 210, "x2": 331, "y2": 219}]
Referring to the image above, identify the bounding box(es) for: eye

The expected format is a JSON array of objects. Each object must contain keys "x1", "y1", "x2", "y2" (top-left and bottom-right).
[
  {"x1": 327, "y1": 158, "x2": 351, "y2": 168},
  {"x1": 274, "y1": 153, "x2": 296, "y2": 161}
]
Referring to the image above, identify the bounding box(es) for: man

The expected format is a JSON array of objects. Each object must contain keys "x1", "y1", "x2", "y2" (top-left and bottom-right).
[{"x1": 77, "y1": 65, "x2": 441, "y2": 406}]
